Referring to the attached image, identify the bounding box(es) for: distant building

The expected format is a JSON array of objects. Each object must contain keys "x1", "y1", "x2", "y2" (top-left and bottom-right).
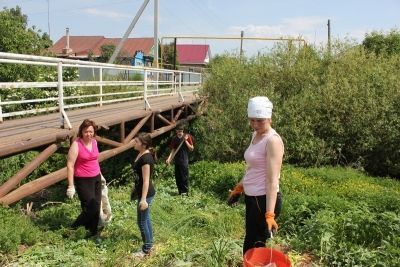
[
  {"x1": 176, "y1": 44, "x2": 211, "y2": 72},
  {"x1": 50, "y1": 31, "x2": 212, "y2": 72},
  {"x1": 49, "y1": 32, "x2": 154, "y2": 66}
]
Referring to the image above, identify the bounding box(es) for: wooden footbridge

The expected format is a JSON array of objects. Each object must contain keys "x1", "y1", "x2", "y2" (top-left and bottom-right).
[{"x1": 0, "y1": 52, "x2": 206, "y2": 205}]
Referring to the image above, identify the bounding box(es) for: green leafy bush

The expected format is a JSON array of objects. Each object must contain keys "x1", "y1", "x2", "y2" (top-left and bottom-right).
[
  {"x1": 0, "y1": 151, "x2": 67, "y2": 186},
  {"x1": 0, "y1": 206, "x2": 41, "y2": 254},
  {"x1": 280, "y1": 166, "x2": 400, "y2": 266},
  {"x1": 1, "y1": 162, "x2": 399, "y2": 266},
  {"x1": 190, "y1": 161, "x2": 245, "y2": 198},
  {"x1": 194, "y1": 40, "x2": 400, "y2": 178}
]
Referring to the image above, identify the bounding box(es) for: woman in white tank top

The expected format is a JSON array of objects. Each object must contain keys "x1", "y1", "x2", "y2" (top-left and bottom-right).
[{"x1": 227, "y1": 96, "x2": 284, "y2": 254}]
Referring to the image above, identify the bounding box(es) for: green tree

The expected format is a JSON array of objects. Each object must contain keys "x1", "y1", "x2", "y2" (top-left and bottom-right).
[
  {"x1": 0, "y1": 6, "x2": 52, "y2": 54},
  {"x1": 87, "y1": 49, "x2": 95, "y2": 61},
  {"x1": 161, "y1": 42, "x2": 179, "y2": 69},
  {"x1": 0, "y1": 6, "x2": 80, "y2": 117},
  {"x1": 193, "y1": 41, "x2": 400, "y2": 178},
  {"x1": 98, "y1": 44, "x2": 116, "y2": 63},
  {"x1": 0, "y1": 6, "x2": 53, "y2": 82},
  {"x1": 97, "y1": 44, "x2": 130, "y2": 64},
  {"x1": 362, "y1": 29, "x2": 400, "y2": 56}
]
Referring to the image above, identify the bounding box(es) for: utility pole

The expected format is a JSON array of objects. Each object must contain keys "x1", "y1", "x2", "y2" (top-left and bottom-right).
[
  {"x1": 108, "y1": 0, "x2": 150, "y2": 64},
  {"x1": 47, "y1": 0, "x2": 51, "y2": 39},
  {"x1": 173, "y1": 37, "x2": 177, "y2": 70},
  {"x1": 327, "y1": 19, "x2": 331, "y2": 54},
  {"x1": 154, "y1": 0, "x2": 159, "y2": 68},
  {"x1": 240, "y1": 30, "x2": 244, "y2": 57}
]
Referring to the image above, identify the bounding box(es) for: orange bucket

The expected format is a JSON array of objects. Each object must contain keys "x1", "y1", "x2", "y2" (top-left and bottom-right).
[{"x1": 243, "y1": 247, "x2": 291, "y2": 267}]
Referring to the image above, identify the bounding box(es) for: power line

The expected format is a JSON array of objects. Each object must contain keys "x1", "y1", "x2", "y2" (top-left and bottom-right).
[
  {"x1": 14, "y1": 0, "x2": 133, "y2": 16},
  {"x1": 159, "y1": 0, "x2": 198, "y2": 36},
  {"x1": 187, "y1": 0, "x2": 226, "y2": 32}
]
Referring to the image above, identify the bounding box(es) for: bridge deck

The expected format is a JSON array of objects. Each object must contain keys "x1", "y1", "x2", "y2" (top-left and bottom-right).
[{"x1": 0, "y1": 92, "x2": 198, "y2": 157}]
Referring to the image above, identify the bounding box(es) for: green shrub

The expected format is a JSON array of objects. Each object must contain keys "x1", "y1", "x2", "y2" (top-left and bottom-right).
[
  {"x1": 0, "y1": 206, "x2": 41, "y2": 254},
  {"x1": 0, "y1": 151, "x2": 67, "y2": 186},
  {"x1": 280, "y1": 165, "x2": 400, "y2": 266},
  {"x1": 195, "y1": 41, "x2": 400, "y2": 178},
  {"x1": 34, "y1": 203, "x2": 78, "y2": 231},
  {"x1": 1, "y1": 162, "x2": 400, "y2": 266},
  {"x1": 190, "y1": 161, "x2": 245, "y2": 199}
]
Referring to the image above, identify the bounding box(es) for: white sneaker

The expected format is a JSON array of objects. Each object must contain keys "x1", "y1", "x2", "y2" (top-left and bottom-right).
[{"x1": 132, "y1": 250, "x2": 147, "y2": 258}]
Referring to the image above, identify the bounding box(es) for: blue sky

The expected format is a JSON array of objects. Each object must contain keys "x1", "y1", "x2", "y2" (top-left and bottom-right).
[{"x1": 1, "y1": 0, "x2": 399, "y2": 56}]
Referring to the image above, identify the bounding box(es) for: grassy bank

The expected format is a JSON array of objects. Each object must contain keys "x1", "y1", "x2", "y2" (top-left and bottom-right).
[{"x1": 1, "y1": 162, "x2": 399, "y2": 266}]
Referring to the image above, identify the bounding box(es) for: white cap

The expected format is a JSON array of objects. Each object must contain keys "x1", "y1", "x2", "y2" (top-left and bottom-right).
[{"x1": 247, "y1": 96, "x2": 273, "y2": 118}]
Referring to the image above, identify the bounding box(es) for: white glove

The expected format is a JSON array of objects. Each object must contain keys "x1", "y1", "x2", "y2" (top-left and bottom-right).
[
  {"x1": 66, "y1": 186, "x2": 76, "y2": 199},
  {"x1": 101, "y1": 174, "x2": 107, "y2": 188}
]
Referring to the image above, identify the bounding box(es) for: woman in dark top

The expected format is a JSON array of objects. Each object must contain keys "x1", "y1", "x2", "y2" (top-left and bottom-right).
[
  {"x1": 165, "y1": 125, "x2": 194, "y2": 195},
  {"x1": 131, "y1": 132, "x2": 156, "y2": 258}
]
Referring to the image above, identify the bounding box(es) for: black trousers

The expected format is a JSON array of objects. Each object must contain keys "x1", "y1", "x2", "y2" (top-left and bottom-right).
[
  {"x1": 72, "y1": 174, "x2": 102, "y2": 235},
  {"x1": 174, "y1": 163, "x2": 189, "y2": 194},
  {"x1": 243, "y1": 192, "x2": 282, "y2": 254}
]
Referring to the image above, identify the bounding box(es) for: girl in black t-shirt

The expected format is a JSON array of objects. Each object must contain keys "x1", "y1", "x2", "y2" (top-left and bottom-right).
[{"x1": 131, "y1": 132, "x2": 156, "y2": 258}]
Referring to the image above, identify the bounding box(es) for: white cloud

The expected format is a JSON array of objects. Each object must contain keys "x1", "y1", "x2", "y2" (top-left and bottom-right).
[
  {"x1": 83, "y1": 8, "x2": 131, "y2": 20},
  {"x1": 229, "y1": 24, "x2": 284, "y2": 36},
  {"x1": 228, "y1": 16, "x2": 330, "y2": 41},
  {"x1": 282, "y1": 16, "x2": 328, "y2": 32},
  {"x1": 225, "y1": 16, "x2": 340, "y2": 53}
]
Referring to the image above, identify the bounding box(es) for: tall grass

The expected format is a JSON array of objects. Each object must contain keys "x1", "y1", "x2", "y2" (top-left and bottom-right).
[{"x1": 1, "y1": 162, "x2": 399, "y2": 266}]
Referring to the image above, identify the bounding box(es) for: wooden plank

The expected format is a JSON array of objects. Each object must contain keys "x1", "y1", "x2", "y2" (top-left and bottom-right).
[{"x1": 0, "y1": 92, "x2": 199, "y2": 158}]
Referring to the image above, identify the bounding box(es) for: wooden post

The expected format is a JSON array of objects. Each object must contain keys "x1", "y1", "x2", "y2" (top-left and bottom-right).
[
  {"x1": 0, "y1": 95, "x2": 3, "y2": 123},
  {"x1": 124, "y1": 114, "x2": 152, "y2": 144},
  {"x1": 151, "y1": 113, "x2": 155, "y2": 132},
  {"x1": 0, "y1": 143, "x2": 60, "y2": 198},
  {"x1": 157, "y1": 113, "x2": 173, "y2": 125},
  {"x1": 95, "y1": 136, "x2": 123, "y2": 148},
  {"x1": 0, "y1": 115, "x2": 198, "y2": 206},
  {"x1": 174, "y1": 107, "x2": 184, "y2": 122},
  {"x1": 120, "y1": 121, "x2": 125, "y2": 143}
]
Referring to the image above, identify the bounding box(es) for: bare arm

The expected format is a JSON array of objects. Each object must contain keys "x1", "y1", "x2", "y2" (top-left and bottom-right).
[
  {"x1": 265, "y1": 135, "x2": 284, "y2": 213},
  {"x1": 67, "y1": 141, "x2": 78, "y2": 187},
  {"x1": 166, "y1": 149, "x2": 176, "y2": 164},
  {"x1": 141, "y1": 164, "x2": 151, "y2": 201},
  {"x1": 184, "y1": 135, "x2": 194, "y2": 151}
]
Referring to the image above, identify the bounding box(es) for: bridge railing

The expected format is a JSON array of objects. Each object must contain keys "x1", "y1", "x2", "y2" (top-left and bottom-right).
[{"x1": 0, "y1": 52, "x2": 202, "y2": 127}]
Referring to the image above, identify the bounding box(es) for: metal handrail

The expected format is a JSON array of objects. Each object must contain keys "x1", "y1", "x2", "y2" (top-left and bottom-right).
[{"x1": 0, "y1": 52, "x2": 202, "y2": 126}]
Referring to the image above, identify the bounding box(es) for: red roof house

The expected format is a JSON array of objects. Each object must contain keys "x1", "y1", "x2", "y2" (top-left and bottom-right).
[
  {"x1": 49, "y1": 35, "x2": 154, "y2": 60},
  {"x1": 176, "y1": 44, "x2": 211, "y2": 67}
]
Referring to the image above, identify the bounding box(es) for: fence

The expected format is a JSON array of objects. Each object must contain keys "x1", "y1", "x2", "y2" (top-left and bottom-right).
[{"x1": 0, "y1": 52, "x2": 202, "y2": 128}]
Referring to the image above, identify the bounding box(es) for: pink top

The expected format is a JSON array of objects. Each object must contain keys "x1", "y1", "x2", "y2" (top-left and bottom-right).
[
  {"x1": 74, "y1": 138, "x2": 100, "y2": 178},
  {"x1": 243, "y1": 129, "x2": 281, "y2": 196}
]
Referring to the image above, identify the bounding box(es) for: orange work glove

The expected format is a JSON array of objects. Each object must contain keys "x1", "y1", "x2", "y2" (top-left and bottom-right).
[
  {"x1": 265, "y1": 212, "x2": 278, "y2": 232},
  {"x1": 227, "y1": 183, "x2": 244, "y2": 206}
]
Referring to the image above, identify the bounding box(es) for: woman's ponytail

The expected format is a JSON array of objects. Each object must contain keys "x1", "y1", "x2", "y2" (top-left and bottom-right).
[{"x1": 149, "y1": 147, "x2": 158, "y2": 161}]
